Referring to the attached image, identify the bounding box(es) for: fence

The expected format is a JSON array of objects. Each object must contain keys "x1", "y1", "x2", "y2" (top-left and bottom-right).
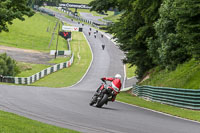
[
  {"x1": 1, "y1": 54, "x2": 74, "y2": 85},
  {"x1": 132, "y1": 85, "x2": 200, "y2": 110}
]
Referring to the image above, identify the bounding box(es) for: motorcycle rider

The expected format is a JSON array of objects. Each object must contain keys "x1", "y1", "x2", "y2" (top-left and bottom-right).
[{"x1": 94, "y1": 74, "x2": 122, "y2": 103}]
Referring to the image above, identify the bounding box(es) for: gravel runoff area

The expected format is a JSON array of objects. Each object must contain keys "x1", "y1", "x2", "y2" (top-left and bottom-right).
[{"x1": 0, "y1": 45, "x2": 55, "y2": 65}]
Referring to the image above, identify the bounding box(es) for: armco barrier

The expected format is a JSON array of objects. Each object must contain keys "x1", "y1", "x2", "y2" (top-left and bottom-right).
[
  {"x1": 132, "y1": 85, "x2": 200, "y2": 110},
  {"x1": 1, "y1": 53, "x2": 74, "y2": 85}
]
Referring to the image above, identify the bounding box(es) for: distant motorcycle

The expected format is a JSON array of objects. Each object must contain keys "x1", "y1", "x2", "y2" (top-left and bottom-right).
[{"x1": 90, "y1": 79, "x2": 119, "y2": 108}]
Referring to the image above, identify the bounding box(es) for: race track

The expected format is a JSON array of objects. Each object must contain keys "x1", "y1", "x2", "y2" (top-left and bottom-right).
[{"x1": 0, "y1": 9, "x2": 200, "y2": 133}]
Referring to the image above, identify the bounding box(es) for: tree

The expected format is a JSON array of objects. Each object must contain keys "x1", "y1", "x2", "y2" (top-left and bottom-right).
[
  {"x1": 0, "y1": 53, "x2": 20, "y2": 76},
  {"x1": 0, "y1": 0, "x2": 34, "y2": 32},
  {"x1": 147, "y1": 0, "x2": 190, "y2": 70},
  {"x1": 90, "y1": 0, "x2": 162, "y2": 78},
  {"x1": 173, "y1": 0, "x2": 200, "y2": 60},
  {"x1": 89, "y1": 0, "x2": 118, "y2": 13},
  {"x1": 89, "y1": 0, "x2": 132, "y2": 13},
  {"x1": 147, "y1": 0, "x2": 199, "y2": 70}
]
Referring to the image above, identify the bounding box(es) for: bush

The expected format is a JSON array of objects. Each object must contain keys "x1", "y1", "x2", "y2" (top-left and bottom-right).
[{"x1": 0, "y1": 53, "x2": 20, "y2": 76}]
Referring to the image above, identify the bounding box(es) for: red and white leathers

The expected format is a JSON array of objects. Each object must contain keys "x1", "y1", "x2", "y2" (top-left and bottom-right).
[{"x1": 101, "y1": 77, "x2": 122, "y2": 101}]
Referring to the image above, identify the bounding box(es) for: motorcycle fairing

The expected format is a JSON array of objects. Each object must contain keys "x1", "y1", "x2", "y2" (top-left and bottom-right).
[{"x1": 99, "y1": 84, "x2": 104, "y2": 90}]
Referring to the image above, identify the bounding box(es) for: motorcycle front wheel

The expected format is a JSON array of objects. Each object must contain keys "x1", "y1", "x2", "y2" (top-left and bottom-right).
[{"x1": 96, "y1": 94, "x2": 108, "y2": 108}]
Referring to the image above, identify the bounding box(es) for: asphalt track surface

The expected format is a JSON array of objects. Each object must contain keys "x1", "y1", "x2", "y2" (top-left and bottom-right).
[{"x1": 0, "y1": 10, "x2": 200, "y2": 133}]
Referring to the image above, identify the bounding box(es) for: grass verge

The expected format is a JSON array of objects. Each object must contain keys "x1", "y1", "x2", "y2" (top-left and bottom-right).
[
  {"x1": 126, "y1": 64, "x2": 137, "y2": 78},
  {"x1": 31, "y1": 31, "x2": 92, "y2": 87},
  {"x1": 140, "y1": 59, "x2": 200, "y2": 89},
  {"x1": 103, "y1": 13, "x2": 122, "y2": 22},
  {"x1": 16, "y1": 62, "x2": 50, "y2": 77},
  {"x1": 16, "y1": 56, "x2": 70, "y2": 77},
  {"x1": 0, "y1": 12, "x2": 67, "y2": 52},
  {"x1": 117, "y1": 92, "x2": 200, "y2": 122},
  {"x1": 62, "y1": 0, "x2": 93, "y2": 4},
  {"x1": 48, "y1": 56, "x2": 71, "y2": 64},
  {"x1": 69, "y1": 8, "x2": 113, "y2": 17},
  {"x1": 0, "y1": 110, "x2": 79, "y2": 133}
]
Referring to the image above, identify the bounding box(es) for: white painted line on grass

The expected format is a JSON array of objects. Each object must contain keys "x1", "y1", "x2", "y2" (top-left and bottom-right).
[{"x1": 68, "y1": 32, "x2": 94, "y2": 88}]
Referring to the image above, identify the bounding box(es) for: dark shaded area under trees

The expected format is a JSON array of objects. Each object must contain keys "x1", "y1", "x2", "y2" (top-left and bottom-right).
[{"x1": 89, "y1": 0, "x2": 200, "y2": 79}]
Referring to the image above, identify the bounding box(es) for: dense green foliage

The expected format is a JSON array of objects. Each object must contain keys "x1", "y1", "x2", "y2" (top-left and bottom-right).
[
  {"x1": 173, "y1": 0, "x2": 200, "y2": 60},
  {"x1": 147, "y1": 0, "x2": 200, "y2": 70},
  {"x1": 0, "y1": 53, "x2": 20, "y2": 76},
  {"x1": 110, "y1": 0, "x2": 162, "y2": 78},
  {"x1": 89, "y1": 0, "x2": 200, "y2": 79},
  {"x1": 0, "y1": 0, "x2": 34, "y2": 32}
]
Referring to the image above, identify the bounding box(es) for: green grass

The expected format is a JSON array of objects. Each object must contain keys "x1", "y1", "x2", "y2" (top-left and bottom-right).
[
  {"x1": 0, "y1": 13, "x2": 68, "y2": 52},
  {"x1": 140, "y1": 59, "x2": 200, "y2": 89},
  {"x1": 0, "y1": 11, "x2": 92, "y2": 87},
  {"x1": 31, "y1": 31, "x2": 92, "y2": 87},
  {"x1": 103, "y1": 13, "x2": 122, "y2": 22},
  {"x1": 45, "y1": 6, "x2": 64, "y2": 14},
  {"x1": 48, "y1": 56, "x2": 71, "y2": 64},
  {"x1": 117, "y1": 92, "x2": 200, "y2": 122},
  {"x1": 62, "y1": 0, "x2": 93, "y2": 4},
  {"x1": 68, "y1": 8, "x2": 114, "y2": 18},
  {"x1": 16, "y1": 62, "x2": 50, "y2": 77},
  {"x1": 126, "y1": 64, "x2": 137, "y2": 78},
  {"x1": 0, "y1": 110, "x2": 79, "y2": 133},
  {"x1": 15, "y1": 56, "x2": 71, "y2": 77}
]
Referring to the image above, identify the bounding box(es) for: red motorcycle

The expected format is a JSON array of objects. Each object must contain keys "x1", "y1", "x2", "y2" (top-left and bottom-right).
[{"x1": 89, "y1": 79, "x2": 119, "y2": 108}]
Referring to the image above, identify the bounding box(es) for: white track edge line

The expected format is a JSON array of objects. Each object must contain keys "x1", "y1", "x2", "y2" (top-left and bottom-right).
[
  {"x1": 122, "y1": 64, "x2": 126, "y2": 89},
  {"x1": 116, "y1": 100, "x2": 200, "y2": 124}
]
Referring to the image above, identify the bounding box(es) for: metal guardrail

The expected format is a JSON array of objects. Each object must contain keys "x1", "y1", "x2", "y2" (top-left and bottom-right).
[
  {"x1": 132, "y1": 85, "x2": 200, "y2": 110},
  {"x1": 0, "y1": 53, "x2": 74, "y2": 85}
]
